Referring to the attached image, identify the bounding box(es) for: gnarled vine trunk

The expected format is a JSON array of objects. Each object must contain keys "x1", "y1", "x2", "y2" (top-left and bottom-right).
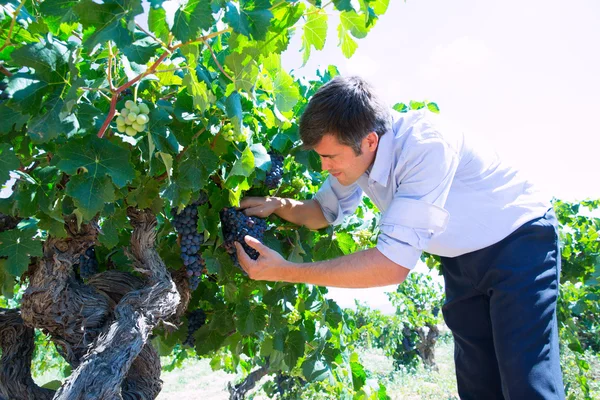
[
  {"x1": 0, "y1": 210, "x2": 189, "y2": 400},
  {"x1": 0, "y1": 308, "x2": 55, "y2": 400}
]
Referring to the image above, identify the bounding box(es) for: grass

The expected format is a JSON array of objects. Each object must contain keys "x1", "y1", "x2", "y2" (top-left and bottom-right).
[{"x1": 31, "y1": 332, "x2": 599, "y2": 400}]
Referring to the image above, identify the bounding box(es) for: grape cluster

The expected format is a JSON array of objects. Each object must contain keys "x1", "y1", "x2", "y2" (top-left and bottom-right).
[
  {"x1": 220, "y1": 208, "x2": 267, "y2": 265},
  {"x1": 221, "y1": 123, "x2": 250, "y2": 142},
  {"x1": 184, "y1": 309, "x2": 207, "y2": 346},
  {"x1": 114, "y1": 100, "x2": 150, "y2": 136},
  {"x1": 172, "y1": 194, "x2": 208, "y2": 290},
  {"x1": 77, "y1": 246, "x2": 98, "y2": 280},
  {"x1": 265, "y1": 152, "x2": 284, "y2": 189}
]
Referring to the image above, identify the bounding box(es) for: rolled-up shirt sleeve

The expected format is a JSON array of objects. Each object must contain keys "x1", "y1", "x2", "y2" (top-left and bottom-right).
[
  {"x1": 377, "y1": 137, "x2": 458, "y2": 269},
  {"x1": 313, "y1": 176, "x2": 363, "y2": 226}
]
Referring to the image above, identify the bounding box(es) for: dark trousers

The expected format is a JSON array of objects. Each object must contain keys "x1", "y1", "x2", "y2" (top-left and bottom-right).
[{"x1": 440, "y1": 209, "x2": 565, "y2": 400}]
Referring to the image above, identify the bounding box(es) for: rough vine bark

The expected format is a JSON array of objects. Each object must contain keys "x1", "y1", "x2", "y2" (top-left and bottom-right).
[
  {"x1": 416, "y1": 323, "x2": 440, "y2": 370},
  {"x1": 0, "y1": 308, "x2": 55, "y2": 400},
  {"x1": 53, "y1": 209, "x2": 180, "y2": 399},
  {"x1": 227, "y1": 363, "x2": 270, "y2": 400}
]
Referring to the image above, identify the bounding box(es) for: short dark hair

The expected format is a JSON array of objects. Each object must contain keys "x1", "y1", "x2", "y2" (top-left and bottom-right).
[{"x1": 299, "y1": 76, "x2": 391, "y2": 155}]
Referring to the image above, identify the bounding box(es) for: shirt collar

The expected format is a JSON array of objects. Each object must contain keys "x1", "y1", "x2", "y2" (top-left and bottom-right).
[{"x1": 367, "y1": 125, "x2": 395, "y2": 187}]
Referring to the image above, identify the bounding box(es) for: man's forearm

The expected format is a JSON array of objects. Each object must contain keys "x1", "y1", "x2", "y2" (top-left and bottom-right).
[
  {"x1": 273, "y1": 198, "x2": 329, "y2": 230},
  {"x1": 273, "y1": 248, "x2": 410, "y2": 288}
]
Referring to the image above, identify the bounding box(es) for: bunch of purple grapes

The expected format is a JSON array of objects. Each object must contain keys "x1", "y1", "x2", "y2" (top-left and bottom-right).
[
  {"x1": 220, "y1": 208, "x2": 267, "y2": 265},
  {"x1": 172, "y1": 193, "x2": 208, "y2": 290},
  {"x1": 78, "y1": 246, "x2": 98, "y2": 280},
  {"x1": 184, "y1": 309, "x2": 207, "y2": 346},
  {"x1": 265, "y1": 152, "x2": 284, "y2": 189}
]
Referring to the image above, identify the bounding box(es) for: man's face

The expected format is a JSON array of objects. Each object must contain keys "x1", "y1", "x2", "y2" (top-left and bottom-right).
[{"x1": 313, "y1": 133, "x2": 378, "y2": 186}]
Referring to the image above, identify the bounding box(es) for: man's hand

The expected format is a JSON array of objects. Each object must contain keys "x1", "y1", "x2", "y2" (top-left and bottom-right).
[
  {"x1": 239, "y1": 197, "x2": 282, "y2": 218},
  {"x1": 234, "y1": 235, "x2": 289, "y2": 281}
]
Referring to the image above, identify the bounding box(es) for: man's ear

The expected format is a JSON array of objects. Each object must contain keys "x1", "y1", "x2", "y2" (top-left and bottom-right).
[{"x1": 365, "y1": 131, "x2": 379, "y2": 152}]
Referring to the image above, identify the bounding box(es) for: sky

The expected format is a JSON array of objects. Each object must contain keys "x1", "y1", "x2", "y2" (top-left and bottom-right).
[{"x1": 279, "y1": 0, "x2": 600, "y2": 313}]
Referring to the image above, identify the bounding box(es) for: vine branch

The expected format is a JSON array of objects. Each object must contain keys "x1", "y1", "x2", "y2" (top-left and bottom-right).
[
  {"x1": 0, "y1": 0, "x2": 27, "y2": 52},
  {"x1": 203, "y1": 38, "x2": 233, "y2": 82},
  {"x1": 97, "y1": 28, "x2": 232, "y2": 139}
]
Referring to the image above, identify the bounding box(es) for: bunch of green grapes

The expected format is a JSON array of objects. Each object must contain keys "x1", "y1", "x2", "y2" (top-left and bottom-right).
[
  {"x1": 114, "y1": 100, "x2": 150, "y2": 136},
  {"x1": 221, "y1": 123, "x2": 250, "y2": 142}
]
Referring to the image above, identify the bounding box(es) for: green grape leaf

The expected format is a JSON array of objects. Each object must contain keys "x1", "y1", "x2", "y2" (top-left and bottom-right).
[
  {"x1": 0, "y1": 104, "x2": 28, "y2": 135},
  {"x1": 273, "y1": 70, "x2": 300, "y2": 112},
  {"x1": 225, "y1": 52, "x2": 259, "y2": 94},
  {"x1": 76, "y1": 103, "x2": 104, "y2": 133},
  {"x1": 302, "y1": 9, "x2": 327, "y2": 65},
  {"x1": 127, "y1": 179, "x2": 161, "y2": 209},
  {"x1": 99, "y1": 207, "x2": 128, "y2": 249},
  {"x1": 371, "y1": 0, "x2": 390, "y2": 15},
  {"x1": 340, "y1": 10, "x2": 369, "y2": 39},
  {"x1": 178, "y1": 145, "x2": 219, "y2": 191},
  {"x1": 409, "y1": 100, "x2": 426, "y2": 110},
  {"x1": 0, "y1": 226, "x2": 43, "y2": 277},
  {"x1": 39, "y1": 0, "x2": 77, "y2": 16},
  {"x1": 195, "y1": 321, "x2": 228, "y2": 355},
  {"x1": 57, "y1": 136, "x2": 135, "y2": 188},
  {"x1": 393, "y1": 102, "x2": 408, "y2": 113},
  {"x1": 302, "y1": 354, "x2": 332, "y2": 382},
  {"x1": 337, "y1": 23, "x2": 357, "y2": 58},
  {"x1": 0, "y1": 144, "x2": 19, "y2": 184},
  {"x1": 183, "y1": 72, "x2": 213, "y2": 111},
  {"x1": 235, "y1": 300, "x2": 267, "y2": 335},
  {"x1": 225, "y1": 1, "x2": 273, "y2": 41},
  {"x1": 250, "y1": 144, "x2": 270, "y2": 171},
  {"x1": 10, "y1": 38, "x2": 70, "y2": 83},
  {"x1": 229, "y1": 146, "x2": 255, "y2": 178},
  {"x1": 172, "y1": 0, "x2": 214, "y2": 42},
  {"x1": 123, "y1": 37, "x2": 161, "y2": 64},
  {"x1": 73, "y1": 0, "x2": 135, "y2": 49},
  {"x1": 28, "y1": 96, "x2": 78, "y2": 143},
  {"x1": 350, "y1": 355, "x2": 367, "y2": 391},
  {"x1": 5, "y1": 73, "x2": 51, "y2": 113},
  {"x1": 333, "y1": 0, "x2": 354, "y2": 12},
  {"x1": 427, "y1": 102, "x2": 440, "y2": 113},
  {"x1": 37, "y1": 213, "x2": 67, "y2": 238},
  {"x1": 335, "y1": 232, "x2": 357, "y2": 254},
  {"x1": 148, "y1": 6, "x2": 170, "y2": 42},
  {"x1": 225, "y1": 91, "x2": 243, "y2": 134},
  {"x1": 283, "y1": 329, "x2": 306, "y2": 370},
  {"x1": 313, "y1": 235, "x2": 344, "y2": 261},
  {"x1": 65, "y1": 174, "x2": 116, "y2": 220}
]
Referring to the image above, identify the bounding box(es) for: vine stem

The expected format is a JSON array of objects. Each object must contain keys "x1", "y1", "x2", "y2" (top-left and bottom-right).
[
  {"x1": 97, "y1": 28, "x2": 232, "y2": 139},
  {"x1": 202, "y1": 38, "x2": 233, "y2": 82},
  {"x1": 0, "y1": 0, "x2": 27, "y2": 52},
  {"x1": 0, "y1": 64, "x2": 13, "y2": 77}
]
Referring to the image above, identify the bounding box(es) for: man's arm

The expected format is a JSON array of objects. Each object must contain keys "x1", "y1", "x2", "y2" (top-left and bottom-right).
[
  {"x1": 234, "y1": 236, "x2": 410, "y2": 288},
  {"x1": 240, "y1": 197, "x2": 329, "y2": 230}
]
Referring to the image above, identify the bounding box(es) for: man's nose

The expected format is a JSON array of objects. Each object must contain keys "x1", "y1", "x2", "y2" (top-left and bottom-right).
[{"x1": 320, "y1": 157, "x2": 330, "y2": 171}]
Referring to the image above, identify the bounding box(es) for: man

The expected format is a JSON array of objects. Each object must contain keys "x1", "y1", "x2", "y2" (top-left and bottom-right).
[{"x1": 234, "y1": 76, "x2": 564, "y2": 399}]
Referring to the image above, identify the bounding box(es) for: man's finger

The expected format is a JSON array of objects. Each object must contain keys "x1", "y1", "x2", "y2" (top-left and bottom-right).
[
  {"x1": 239, "y1": 197, "x2": 263, "y2": 209},
  {"x1": 244, "y1": 235, "x2": 266, "y2": 253},
  {"x1": 242, "y1": 206, "x2": 264, "y2": 217},
  {"x1": 234, "y1": 242, "x2": 252, "y2": 271}
]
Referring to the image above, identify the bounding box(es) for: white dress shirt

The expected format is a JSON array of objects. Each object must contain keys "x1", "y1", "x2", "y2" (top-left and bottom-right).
[{"x1": 313, "y1": 109, "x2": 551, "y2": 269}]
